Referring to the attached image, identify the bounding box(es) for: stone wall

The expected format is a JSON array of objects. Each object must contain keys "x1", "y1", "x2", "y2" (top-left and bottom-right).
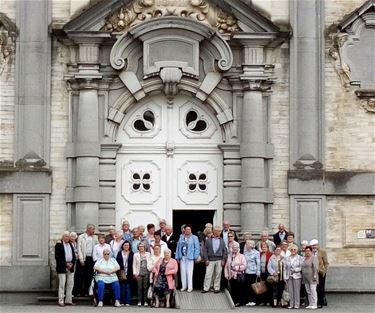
[
  {"x1": 0, "y1": 194, "x2": 12, "y2": 266},
  {"x1": 324, "y1": 0, "x2": 375, "y2": 171}
]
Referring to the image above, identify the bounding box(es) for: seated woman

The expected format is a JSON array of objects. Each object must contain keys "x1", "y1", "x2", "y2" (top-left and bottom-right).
[
  {"x1": 224, "y1": 241, "x2": 247, "y2": 307},
  {"x1": 116, "y1": 241, "x2": 134, "y2": 306},
  {"x1": 152, "y1": 249, "x2": 178, "y2": 308},
  {"x1": 94, "y1": 248, "x2": 121, "y2": 307}
]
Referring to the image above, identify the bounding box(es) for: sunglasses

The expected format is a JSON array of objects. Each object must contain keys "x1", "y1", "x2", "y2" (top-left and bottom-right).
[{"x1": 103, "y1": 253, "x2": 110, "y2": 255}]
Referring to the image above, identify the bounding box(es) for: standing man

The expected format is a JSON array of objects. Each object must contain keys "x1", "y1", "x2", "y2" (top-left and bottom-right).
[
  {"x1": 273, "y1": 223, "x2": 288, "y2": 246},
  {"x1": 175, "y1": 225, "x2": 200, "y2": 292},
  {"x1": 202, "y1": 226, "x2": 227, "y2": 293},
  {"x1": 162, "y1": 225, "x2": 179, "y2": 259},
  {"x1": 105, "y1": 225, "x2": 116, "y2": 244},
  {"x1": 310, "y1": 239, "x2": 329, "y2": 308},
  {"x1": 220, "y1": 220, "x2": 238, "y2": 248},
  {"x1": 55, "y1": 231, "x2": 76, "y2": 306},
  {"x1": 157, "y1": 218, "x2": 167, "y2": 238},
  {"x1": 121, "y1": 220, "x2": 132, "y2": 242},
  {"x1": 76, "y1": 224, "x2": 98, "y2": 296}
]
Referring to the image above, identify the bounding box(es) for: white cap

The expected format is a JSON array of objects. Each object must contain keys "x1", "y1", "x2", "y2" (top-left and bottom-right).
[{"x1": 310, "y1": 239, "x2": 319, "y2": 246}]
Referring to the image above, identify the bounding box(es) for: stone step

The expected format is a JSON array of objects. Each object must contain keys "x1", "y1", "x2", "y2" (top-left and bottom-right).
[
  {"x1": 37, "y1": 296, "x2": 92, "y2": 305},
  {"x1": 175, "y1": 289, "x2": 234, "y2": 310}
]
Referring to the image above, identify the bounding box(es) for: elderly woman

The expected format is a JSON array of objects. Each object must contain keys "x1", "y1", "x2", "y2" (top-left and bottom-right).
[
  {"x1": 93, "y1": 234, "x2": 111, "y2": 262},
  {"x1": 116, "y1": 241, "x2": 134, "y2": 306},
  {"x1": 259, "y1": 242, "x2": 273, "y2": 306},
  {"x1": 239, "y1": 232, "x2": 252, "y2": 253},
  {"x1": 133, "y1": 242, "x2": 152, "y2": 306},
  {"x1": 227, "y1": 231, "x2": 237, "y2": 254},
  {"x1": 267, "y1": 246, "x2": 285, "y2": 307},
  {"x1": 283, "y1": 244, "x2": 303, "y2": 309},
  {"x1": 148, "y1": 244, "x2": 163, "y2": 285},
  {"x1": 93, "y1": 248, "x2": 121, "y2": 307},
  {"x1": 175, "y1": 225, "x2": 200, "y2": 292},
  {"x1": 243, "y1": 240, "x2": 260, "y2": 306},
  {"x1": 110, "y1": 231, "x2": 124, "y2": 258},
  {"x1": 256, "y1": 230, "x2": 276, "y2": 252},
  {"x1": 152, "y1": 248, "x2": 178, "y2": 308},
  {"x1": 224, "y1": 241, "x2": 247, "y2": 307},
  {"x1": 302, "y1": 246, "x2": 319, "y2": 310},
  {"x1": 55, "y1": 231, "x2": 76, "y2": 306}
]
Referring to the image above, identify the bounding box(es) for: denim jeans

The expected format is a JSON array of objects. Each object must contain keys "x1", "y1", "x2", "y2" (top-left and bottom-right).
[
  {"x1": 120, "y1": 280, "x2": 132, "y2": 304},
  {"x1": 97, "y1": 280, "x2": 120, "y2": 302}
]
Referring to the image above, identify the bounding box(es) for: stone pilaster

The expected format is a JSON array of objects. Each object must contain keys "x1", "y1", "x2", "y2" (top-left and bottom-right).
[
  {"x1": 239, "y1": 42, "x2": 274, "y2": 234},
  {"x1": 290, "y1": 0, "x2": 324, "y2": 169},
  {"x1": 66, "y1": 40, "x2": 102, "y2": 232}
]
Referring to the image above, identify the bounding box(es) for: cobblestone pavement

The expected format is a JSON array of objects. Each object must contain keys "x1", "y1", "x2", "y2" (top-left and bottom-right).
[{"x1": 0, "y1": 294, "x2": 374, "y2": 313}]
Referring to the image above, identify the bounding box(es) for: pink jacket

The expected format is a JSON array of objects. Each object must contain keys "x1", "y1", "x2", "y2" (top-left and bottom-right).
[
  {"x1": 224, "y1": 252, "x2": 247, "y2": 280},
  {"x1": 152, "y1": 258, "x2": 178, "y2": 290}
]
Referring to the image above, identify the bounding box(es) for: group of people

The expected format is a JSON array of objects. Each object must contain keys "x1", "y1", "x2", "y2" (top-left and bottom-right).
[{"x1": 55, "y1": 221, "x2": 329, "y2": 310}]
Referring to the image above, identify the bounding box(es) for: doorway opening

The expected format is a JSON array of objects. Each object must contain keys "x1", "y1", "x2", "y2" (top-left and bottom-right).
[{"x1": 172, "y1": 210, "x2": 215, "y2": 235}]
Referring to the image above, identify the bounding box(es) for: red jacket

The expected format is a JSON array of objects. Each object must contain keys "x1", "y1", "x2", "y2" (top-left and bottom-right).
[{"x1": 260, "y1": 251, "x2": 273, "y2": 274}]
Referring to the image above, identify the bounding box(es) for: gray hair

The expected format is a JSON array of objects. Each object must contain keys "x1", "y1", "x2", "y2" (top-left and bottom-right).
[
  {"x1": 232, "y1": 241, "x2": 240, "y2": 249},
  {"x1": 213, "y1": 226, "x2": 222, "y2": 232},
  {"x1": 62, "y1": 231, "x2": 70, "y2": 238},
  {"x1": 69, "y1": 231, "x2": 77, "y2": 239},
  {"x1": 86, "y1": 224, "x2": 95, "y2": 230},
  {"x1": 103, "y1": 248, "x2": 111, "y2": 254},
  {"x1": 261, "y1": 230, "x2": 269, "y2": 237},
  {"x1": 164, "y1": 248, "x2": 171, "y2": 255}
]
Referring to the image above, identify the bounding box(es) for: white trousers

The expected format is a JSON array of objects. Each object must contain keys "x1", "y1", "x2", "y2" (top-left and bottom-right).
[
  {"x1": 58, "y1": 271, "x2": 74, "y2": 303},
  {"x1": 305, "y1": 282, "x2": 317, "y2": 307},
  {"x1": 203, "y1": 260, "x2": 223, "y2": 291},
  {"x1": 180, "y1": 257, "x2": 194, "y2": 290}
]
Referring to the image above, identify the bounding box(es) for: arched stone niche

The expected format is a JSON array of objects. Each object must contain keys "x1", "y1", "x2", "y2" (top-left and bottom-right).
[
  {"x1": 110, "y1": 16, "x2": 233, "y2": 102},
  {"x1": 329, "y1": 0, "x2": 375, "y2": 112}
]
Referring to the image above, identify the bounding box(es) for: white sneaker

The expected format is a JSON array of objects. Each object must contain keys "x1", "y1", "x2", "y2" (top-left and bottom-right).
[
  {"x1": 125, "y1": 304, "x2": 130, "y2": 307},
  {"x1": 137, "y1": 302, "x2": 141, "y2": 306},
  {"x1": 180, "y1": 288, "x2": 186, "y2": 292},
  {"x1": 114, "y1": 300, "x2": 121, "y2": 307},
  {"x1": 187, "y1": 289, "x2": 193, "y2": 292},
  {"x1": 310, "y1": 306, "x2": 318, "y2": 310},
  {"x1": 97, "y1": 301, "x2": 103, "y2": 307},
  {"x1": 306, "y1": 306, "x2": 311, "y2": 309},
  {"x1": 144, "y1": 302, "x2": 148, "y2": 307},
  {"x1": 249, "y1": 302, "x2": 256, "y2": 306}
]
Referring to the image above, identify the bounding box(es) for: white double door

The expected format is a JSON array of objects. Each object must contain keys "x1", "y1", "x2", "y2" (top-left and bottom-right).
[{"x1": 116, "y1": 95, "x2": 223, "y2": 228}]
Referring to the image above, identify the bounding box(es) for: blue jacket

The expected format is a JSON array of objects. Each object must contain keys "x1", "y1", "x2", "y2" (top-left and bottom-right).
[{"x1": 175, "y1": 234, "x2": 200, "y2": 261}]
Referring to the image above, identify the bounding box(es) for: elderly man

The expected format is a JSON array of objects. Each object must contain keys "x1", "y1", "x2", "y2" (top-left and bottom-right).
[
  {"x1": 55, "y1": 231, "x2": 76, "y2": 306},
  {"x1": 75, "y1": 224, "x2": 99, "y2": 296},
  {"x1": 157, "y1": 218, "x2": 167, "y2": 238},
  {"x1": 202, "y1": 226, "x2": 228, "y2": 293},
  {"x1": 310, "y1": 239, "x2": 329, "y2": 308},
  {"x1": 162, "y1": 224, "x2": 179, "y2": 259},
  {"x1": 256, "y1": 230, "x2": 276, "y2": 252},
  {"x1": 105, "y1": 225, "x2": 116, "y2": 244},
  {"x1": 273, "y1": 223, "x2": 288, "y2": 246},
  {"x1": 121, "y1": 220, "x2": 132, "y2": 241},
  {"x1": 220, "y1": 220, "x2": 238, "y2": 248}
]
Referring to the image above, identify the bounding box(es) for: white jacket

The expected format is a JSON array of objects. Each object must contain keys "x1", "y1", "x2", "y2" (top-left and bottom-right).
[{"x1": 133, "y1": 252, "x2": 152, "y2": 276}]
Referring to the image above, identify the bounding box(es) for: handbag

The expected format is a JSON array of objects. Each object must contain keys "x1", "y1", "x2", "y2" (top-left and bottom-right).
[
  {"x1": 282, "y1": 289, "x2": 290, "y2": 302},
  {"x1": 236, "y1": 272, "x2": 245, "y2": 283},
  {"x1": 266, "y1": 274, "x2": 279, "y2": 284},
  {"x1": 147, "y1": 285, "x2": 153, "y2": 300},
  {"x1": 251, "y1": 277, "x2": 267, "y2": 295},
  {"x1": 117, "y1": 269, "x2": 127, "y2": 282}
]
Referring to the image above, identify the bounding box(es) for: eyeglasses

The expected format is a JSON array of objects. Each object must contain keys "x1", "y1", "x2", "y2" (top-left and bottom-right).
[
  {"x1": 103, "y1": 253, "x2": 110, "y2": 255},
  {"x1": 228, "y1": 235, "x2": 234, "y2": 237}
]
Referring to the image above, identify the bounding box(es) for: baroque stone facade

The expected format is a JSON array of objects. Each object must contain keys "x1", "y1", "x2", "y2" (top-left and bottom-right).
[{"x1": 0, "y1": 0, "x2": 374, "y2": 292}]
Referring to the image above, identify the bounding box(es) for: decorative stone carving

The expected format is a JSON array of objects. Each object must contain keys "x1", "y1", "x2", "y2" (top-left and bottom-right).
[
  {"x1": 328, "y1": 32, "x2": 351, "y2": 91},
  {"x1": 101, "y1": 0, "x2": 240, "y2": 34},
  {"x1": 355, "y1": 89, "x2": 375, "y2": 113},
  {"x1": 328, "y1": 0, "x2": 375, "y2": 91},
  {"x1": 0, "y1": 13, "x2": 18, "y2": 75},
  {"x1": 160, "y1": 67, "x2": 182, "y2": 102}
]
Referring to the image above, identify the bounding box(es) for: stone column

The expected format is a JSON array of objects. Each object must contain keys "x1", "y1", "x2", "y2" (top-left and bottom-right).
[
  {"x1": 69, "y1": 40, "x2": 103, "y2": 232},
  {"x1": 239, "y1": 43, "x2": 273, "y2": 234}
]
